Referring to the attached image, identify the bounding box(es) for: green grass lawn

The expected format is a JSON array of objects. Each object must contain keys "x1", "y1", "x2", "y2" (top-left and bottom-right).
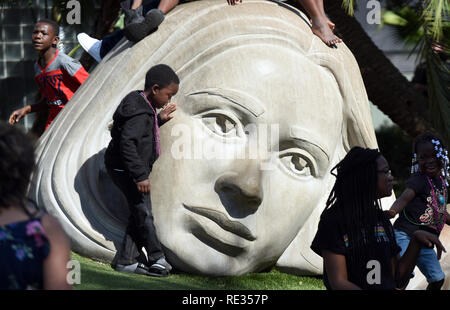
[{"x1": 71, "y1": 252, "x2": 325, "y2": 290}]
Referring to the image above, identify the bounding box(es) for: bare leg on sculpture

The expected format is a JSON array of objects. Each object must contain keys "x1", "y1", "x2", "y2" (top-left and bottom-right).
[{"x1": 295, "y1": 0, "x2": 342, "y2": 46}]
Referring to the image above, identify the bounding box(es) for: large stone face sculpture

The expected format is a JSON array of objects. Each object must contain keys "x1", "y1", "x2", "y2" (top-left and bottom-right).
[{"x1": 28, "y1": 0, "x2": 392, "y2": 276}]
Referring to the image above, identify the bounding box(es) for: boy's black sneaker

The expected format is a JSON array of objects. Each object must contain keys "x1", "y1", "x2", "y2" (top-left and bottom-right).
[
  {"x1": 134, "y1": 263, "x2": 166, "y2": 277},
  {"x1": 113, "y1": 262, "x2": 156, "y2": 276},
  {"x1": 114, "y1": 262, "x2": 139, "y2": 274},
  {"x1": 120, "y1": 0, "x2": 145, "y2": 26},
  {"x1": 123, "y1": 9, "x2": 165, "y2": 43},
  {"x1": 113, "y1": 258, "x2": 171, "y2": 277},
  {"x1": 155, "y1": 256, "x2": 172, "y2": 272},
  {"x1": 146, "y1": 257, "x2": 171, "y2": 277}
]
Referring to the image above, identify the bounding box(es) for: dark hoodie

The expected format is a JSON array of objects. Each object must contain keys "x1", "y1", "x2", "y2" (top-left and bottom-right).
[{"x1": 104, "y1": 90, "x2": 163, "y2": 183}]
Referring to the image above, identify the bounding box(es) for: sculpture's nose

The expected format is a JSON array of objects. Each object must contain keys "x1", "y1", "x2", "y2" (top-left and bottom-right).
[{"x1": 214, "y1": 160, "x2": 263, "y2": 218}]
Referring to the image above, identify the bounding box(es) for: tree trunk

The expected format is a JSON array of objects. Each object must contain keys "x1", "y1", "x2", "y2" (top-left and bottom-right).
[{"x1": 287, "y1": 0, "x2": 434, "y2": 138}]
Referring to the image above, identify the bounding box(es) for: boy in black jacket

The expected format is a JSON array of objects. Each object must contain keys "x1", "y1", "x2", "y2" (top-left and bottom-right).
[{"x1": 104, "y1": 64, "x2": 179, "y2": 277}]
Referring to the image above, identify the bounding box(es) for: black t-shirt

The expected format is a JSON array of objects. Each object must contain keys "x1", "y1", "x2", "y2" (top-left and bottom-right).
[
  {"x1": 394, "y1": 172, "x2": 447, "y2": 236},
  {"x1": 311, "y1": 207, "x2": 401, "y2": 290}
]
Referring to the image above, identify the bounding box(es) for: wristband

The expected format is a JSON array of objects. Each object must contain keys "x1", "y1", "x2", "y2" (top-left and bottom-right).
[{"x1": 388, "y1": 209, "x2": 397, "y2": 216}]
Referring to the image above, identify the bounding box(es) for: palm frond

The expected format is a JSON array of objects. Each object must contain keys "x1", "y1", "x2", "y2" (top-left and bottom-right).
[
  {"x1": 421, "y1": 0, "x2": 449, "y2": 41},
  {"x1": 426, "y1": 44, "x2": 450, "y2": 145},
  {"x1": 68, "y1": 44, "x2": 81, "y2": 57},
  {"x1": 382, "y1": 10, "x2": 408, "y2": 26},
  {"x1": 378, "y1": 1, "x2": 449, "y2": 142},
  {"x1": 341, "y1": 0, "x2": 357, "y2": 16},
  {"x1": 381, "y1": 9, "x2": 424, "y2": 46}
]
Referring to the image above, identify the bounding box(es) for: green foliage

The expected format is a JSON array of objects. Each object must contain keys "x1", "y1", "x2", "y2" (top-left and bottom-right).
[
  {"x1": 342, "y1": 0, "x2": 356, "y2": 15},
  {"x1": 71, "y1": 253, "x2": 325, "y2": 290},
  {"x1": 378, "y1": 1, "x2": 450, "y2": 146},
  {"x1": 341, "y1": 0, "x2": 449, "y2": 142},
  {"x1": 381, "y1": 7, "x2": 424, "y2": 46},
  {"x1": 52, "y1": 1, "x2": 75, "y2": 24},
  {"x1": 425, "y1": 45, "x2": 450, "y2": 146},
  {"x1": 421, "y1": 0, "x2": 448, "y2": 42},
  {"x1": 381, "y1": 2, "x2": 449, "y2": 47},
  {"x1": 114, "y1": 13, "x2": 125, "y2": 30}
]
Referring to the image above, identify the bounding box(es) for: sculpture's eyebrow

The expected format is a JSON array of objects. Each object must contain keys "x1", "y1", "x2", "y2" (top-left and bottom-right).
[
  {"x1": 289, "y1": 125, "x2": 330, "y2": 165},
  {"x1": 187, "y1": 88, "x2": 266, "y2": 117}
]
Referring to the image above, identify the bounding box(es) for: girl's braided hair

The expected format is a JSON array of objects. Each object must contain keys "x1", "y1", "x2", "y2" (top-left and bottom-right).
[
  {"x1": 323, "y1": 146, "x2": 396, "y2": 267},
  {"x1": 411, "y1": 131, "x2": 449, "y2": 185}
]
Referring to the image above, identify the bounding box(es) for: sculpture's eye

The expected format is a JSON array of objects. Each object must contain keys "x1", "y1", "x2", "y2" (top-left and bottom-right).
[
  {"x1": 197, "y1": 110, "x2": 242, "y2": 138},
  {"x1": 279, "y1": 150, "x2": 316, "y2": 177}
]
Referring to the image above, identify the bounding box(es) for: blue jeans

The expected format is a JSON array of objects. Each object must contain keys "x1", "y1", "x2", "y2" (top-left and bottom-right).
[
  {"x1": 394, "y1": 229, "x2": 445, "y2": 283},
  {"x1": 100, "y1": 0, "x2": 161, "y2": 58}
]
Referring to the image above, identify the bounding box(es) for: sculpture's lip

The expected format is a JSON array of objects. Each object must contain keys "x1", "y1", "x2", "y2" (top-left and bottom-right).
[{"x1": 183, "y1": 204, "x2": 257, "y2": 242}]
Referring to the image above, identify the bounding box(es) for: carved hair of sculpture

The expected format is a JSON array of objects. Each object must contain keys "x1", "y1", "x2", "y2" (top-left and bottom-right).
[{"x1": 28, "y1": 0, "x2": 380, "y2": 276}]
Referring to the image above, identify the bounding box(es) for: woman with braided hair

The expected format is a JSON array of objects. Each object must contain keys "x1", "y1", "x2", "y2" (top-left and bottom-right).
[{"x1": 311, "y1": 146, "x2": 446, "y2": 290}]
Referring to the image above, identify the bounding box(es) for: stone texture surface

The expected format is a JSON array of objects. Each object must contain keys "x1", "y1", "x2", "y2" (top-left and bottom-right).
[{"x1": 28, "y1": 0, "x2": 401, "y2": 277}]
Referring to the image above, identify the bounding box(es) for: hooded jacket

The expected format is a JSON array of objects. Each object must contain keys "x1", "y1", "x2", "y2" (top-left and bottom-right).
[{"x1": 104, "y1": 90, "x2": 162, "y2": 183}]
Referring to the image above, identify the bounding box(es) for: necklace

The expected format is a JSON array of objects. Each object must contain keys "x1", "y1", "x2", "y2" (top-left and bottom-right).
[
  {"x1": 425, "y1": 175, "x2": 447, "y2": 233},
  {"x1": 402, "y1": 175, "x2": 448, "y2": 231}
]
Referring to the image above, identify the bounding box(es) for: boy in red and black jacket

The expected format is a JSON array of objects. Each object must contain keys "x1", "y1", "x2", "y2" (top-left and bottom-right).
[{"x1": 9, "y1": 19, "x2": 89, "y2": 131}]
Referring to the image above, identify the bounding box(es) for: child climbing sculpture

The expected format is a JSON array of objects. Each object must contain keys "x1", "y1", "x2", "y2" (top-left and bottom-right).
[
  {"x1": 78, "y1": 0, "x2": 244, "y2": 63},
  {"x1": 78, "y1": 0, "x2": 341, "y2": 64}
]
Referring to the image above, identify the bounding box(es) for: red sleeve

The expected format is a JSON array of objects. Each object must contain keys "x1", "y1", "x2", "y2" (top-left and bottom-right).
[{"x1": 71, "y1": 66, "x2": 89, "y2": 86}]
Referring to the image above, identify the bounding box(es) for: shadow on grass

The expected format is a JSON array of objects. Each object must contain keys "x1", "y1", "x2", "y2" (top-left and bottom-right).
[
  {"x1": 77, "y1": 263, "x2": 207, "y2": 290},
  {"x1": 72, "y1": 253, "x2": 325, "y2": 290}
]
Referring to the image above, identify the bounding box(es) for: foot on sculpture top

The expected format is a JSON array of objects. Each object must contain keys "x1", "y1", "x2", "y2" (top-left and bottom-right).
[{"x1": 310, "y1": 16, "x2": 342, "y2": 47}]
